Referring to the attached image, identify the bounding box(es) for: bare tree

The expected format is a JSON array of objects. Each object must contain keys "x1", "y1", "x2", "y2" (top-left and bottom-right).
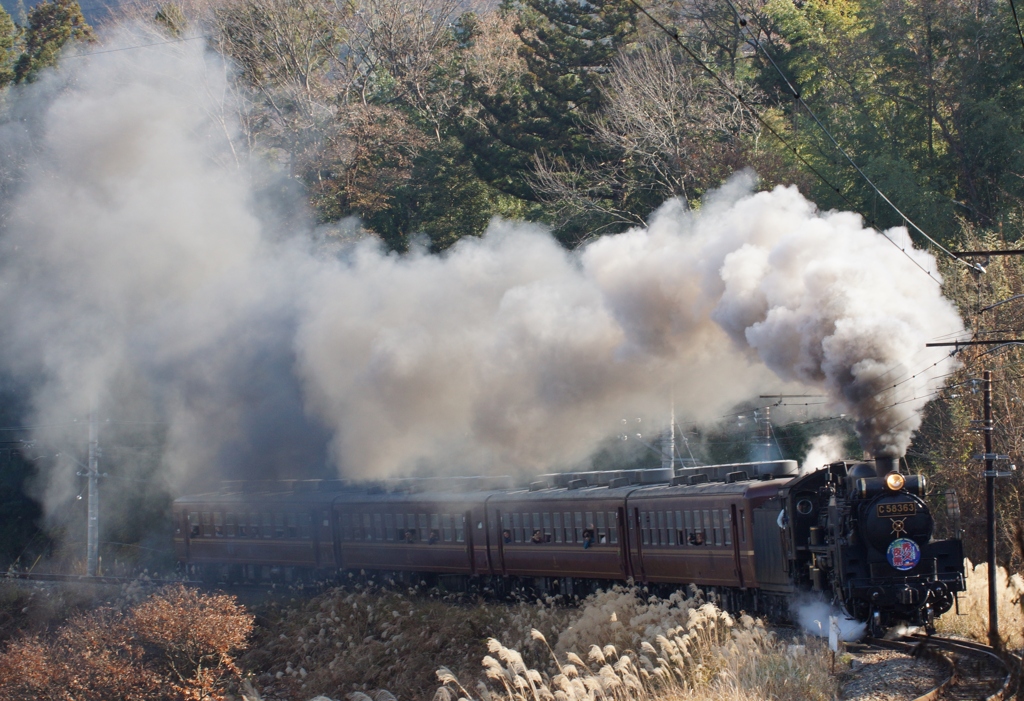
[
  {"x1": 531, "y1": 39, "x2": 762, "y2": 230},
  {"x1": 348, "y1": 0, "x2": 465, "y2": 140}
]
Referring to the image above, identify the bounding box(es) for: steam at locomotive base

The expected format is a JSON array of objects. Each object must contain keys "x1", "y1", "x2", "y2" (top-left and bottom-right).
[{"x1": 0, "y1": 30, "x2": 964, "y2": 521}]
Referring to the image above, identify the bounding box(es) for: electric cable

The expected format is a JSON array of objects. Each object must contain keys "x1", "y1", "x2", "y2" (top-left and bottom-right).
[
  {"x1": 623, "y1": 0, "x2": 948, "y2": 284},
  {"x1": 1008, "y1": 0, "x2": 1024, "y2": 54},
  {"x1": 722, "y1": 0, "x2": 984, "y2": 276},
  {"x1": 64, "y1": 35, "x2": 210, "y2": 59}
]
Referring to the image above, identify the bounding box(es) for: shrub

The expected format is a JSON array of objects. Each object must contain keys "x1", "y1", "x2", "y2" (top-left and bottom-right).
[{"x1": 0, "y1": 584, "x2": 252, "y2": 701}]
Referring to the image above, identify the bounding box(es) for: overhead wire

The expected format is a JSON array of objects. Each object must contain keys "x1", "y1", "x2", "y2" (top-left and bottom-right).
[
  {"x1": 720, "y1": 0, "x2": 984, "y2": 278},
  {"x1": 610, "y1": 1, "x2": 955, "y2": 276},
  {"x1": 1008, "y1": 0, "x2": 1024, "y2": 54},
  {"x1": 63, "y1": 35, "x2": 210, "y2": 59},
  {"x1": 623, "y1": 0, "x2": 954, "y2": 284}
]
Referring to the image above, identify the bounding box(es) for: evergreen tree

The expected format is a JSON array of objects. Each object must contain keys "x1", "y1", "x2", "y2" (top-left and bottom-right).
[
  {"x1": 759, "y1": 0, "x2": 1024, "y2": 240},
  {"x1": 461, "y1": 0, "x2": 638, "y2": 219},
  {"x1": 0, "y1": 4, "x2": 18, "y2": 88},
  {"x1": 14, "y1": 0, "x2": 93, "y2": 84}
]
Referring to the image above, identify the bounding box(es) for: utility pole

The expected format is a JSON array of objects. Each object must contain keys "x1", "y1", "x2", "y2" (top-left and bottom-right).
[
  {"x1": 86, "y1": 408, "x2": 99, "y2": 577},
  {"x1": 926, "y1": 343, "x2": 1019, "y2": 647},
  {"x1": 983, "y1": 371, "x2": 999, "y2": 647}
]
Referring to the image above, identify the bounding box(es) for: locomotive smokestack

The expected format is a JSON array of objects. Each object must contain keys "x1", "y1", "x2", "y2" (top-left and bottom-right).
[{"x1": 874, "y1": 453, "x2": 899, "y2": 477}]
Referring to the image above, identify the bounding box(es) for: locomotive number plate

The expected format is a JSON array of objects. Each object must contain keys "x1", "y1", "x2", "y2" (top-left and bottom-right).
[{"x1": 877, "y1": 502, "x2": 917, "y2": 517}]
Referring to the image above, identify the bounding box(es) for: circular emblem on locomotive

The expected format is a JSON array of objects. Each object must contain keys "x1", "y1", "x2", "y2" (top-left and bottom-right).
[{"x1": 887, "y1": 537, "x2": 922, "y2": 571}]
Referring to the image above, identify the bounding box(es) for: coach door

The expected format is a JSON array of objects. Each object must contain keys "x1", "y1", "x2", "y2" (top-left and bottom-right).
[
  {"x1": 730, "y1": 504, "x2": 745, "y2": 588},
  {"x1": 330, "y1": 506, "x2": 343, "y2": 572},
  {"x1": 631, "y1": 507, "x2": 647, "y2": 582},
  {"x1": 494, "y1": 508, "x2": 507, "y2": 576},
  {"x1": 464, "y1": 511, "x2": 476, "y2": 576},
  {"x1": 616, "y1": 507, "x2": 632, "y2": 580}
]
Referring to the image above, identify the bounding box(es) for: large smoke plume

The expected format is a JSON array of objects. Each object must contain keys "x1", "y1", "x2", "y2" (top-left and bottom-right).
[{"x1": 0, "y1": 32, "x2": 963, "y2": 518}]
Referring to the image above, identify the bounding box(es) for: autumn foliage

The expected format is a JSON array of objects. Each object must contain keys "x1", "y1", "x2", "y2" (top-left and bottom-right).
[{"x1": 0, "y1": 584, "x2": 253, "y2": 701}]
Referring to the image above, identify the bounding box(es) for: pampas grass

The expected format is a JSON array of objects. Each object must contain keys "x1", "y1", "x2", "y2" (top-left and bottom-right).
[
  {"x1": 436, "y1": 587, "x2": 836, "y2": 701},
  {"x1": 935, "y1": 559, "x2": 1024, "y2": 648}
]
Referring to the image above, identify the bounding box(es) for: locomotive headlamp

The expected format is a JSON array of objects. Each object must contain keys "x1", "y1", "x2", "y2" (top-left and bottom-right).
[{"x1": 885, "y1": 472, "x2": 906, "y2": 491}]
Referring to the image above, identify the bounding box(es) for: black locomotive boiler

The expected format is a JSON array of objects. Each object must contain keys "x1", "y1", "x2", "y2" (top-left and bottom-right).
[{"x1": 173, "y1": 457, "x2": 964, "y2": 632}]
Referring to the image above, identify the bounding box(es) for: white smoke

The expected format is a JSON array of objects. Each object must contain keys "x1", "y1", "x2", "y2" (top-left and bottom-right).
[
  {"x1": 802, "y1": 434, "x2": 848, "y2": 472},
  {"x1": 0, "y1": 30, "x2": 964, "y2": 515},
  {"x1": 793, "y1": 595, "x2": 867, "y2": 641}
]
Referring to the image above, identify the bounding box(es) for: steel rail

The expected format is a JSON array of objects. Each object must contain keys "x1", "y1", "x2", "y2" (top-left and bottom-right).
[{"x1": 861, "y1": 634, "x2": 1016, "y2": 701}]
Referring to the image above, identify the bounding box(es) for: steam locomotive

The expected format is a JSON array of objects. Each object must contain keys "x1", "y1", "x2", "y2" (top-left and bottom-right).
[{"x1": 173, "y1": 456, "x2": 964, "y2": 633}]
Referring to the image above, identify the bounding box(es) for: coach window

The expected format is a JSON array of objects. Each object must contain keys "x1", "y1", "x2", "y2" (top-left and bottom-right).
[
  {"x1": 456, "y1": 515, "x2": 465, "y2": 543},
  {"x1": 523, "y1": 513, "x2": 532, "y2": 542},
  {"x1": 340, "y1": 513, "x2": 352, "y2": 541},
  {"x1": 712, "y1": 510, "x2": 722, "y2": 546},
  {"x1": 300, "y1": 513, "x2": 312, "y2": 539},
  {"x1": 596, "y1": 512, "x2": 606, "y2": 544},
  {"x1": 675, "y1": 510, "x2": 683, "y2": 545},
  {"x1": 608, "y1": 512, "x2": 618, "y2": 544},
  {"x1": 701, "y1": 509, "x2": 711, "y2": 544},
  {"x1": 553, "y1": 513, "x2": 563, "y2": 542},
  {"x1": 540, "y1": 512, "x2": 550, "y2": 542},
  {"x1": 395, "y1": 513, "x2": 405, "y2": 541},
  {"x1": 658, "y1": 511, "x2": 667, "y2": 545},
  {"x1": 418, "y1": 514, "x2": 429, "y2": 542},
  {"x1": 723, "y1": 509, "x2": 732, "y2": 546},
  {"x1": 442, "y1": 514, "x2": 453, "y2": 542},
  {"x1": 322, "y1": 509, "x2": 330, "y2": 529},
  {"x1": 385, "y1": 513, "x2": 395, "y2": 541},
  {"x1": 263, "y1": 513, "x2": 273, "y2": 539},
  {"x1": 236, "y1": 513, "x2": 247, "y2": 537},
  {"x1": 273, "y1": 514, "x2": 284, "y2": 538},
  {"x1": 285, "y1": 513, "x2": 297, "y2": 538},
  {"x1": 249, "y1": 513, "x2": 260, "y2": 538},
  {"x1": 641, "y1": 512, "x2": 650, "y2": 545},
  {"x1": 188, "y1": 512, "x2": 200, "y2": 538},
  {"x1": 511, "y1": 513, "x2": 521, "y2": 543},
  {"x1": 225, "y1": 512, "x2": 236, "y2": 537},
  {"x1": 361, "y1": 513, "x2": 372, "y2": 541},
  {"x1": 214, "y1": 512, "x2": 224, "y2": 537},
  {"x1": 665, "y1": 511, "x2": 675, "y2": 545},
  {"x1": 574, "y1": 512, "x2": 584, "y2": 543},
  {"x1": 408, "y1": 514, "x2": 417, "y2": 541},
  {"x1": 564, "y1": 512, "x2": 573, "y2": 543},
  {"x1": 373, "y1": 513, "x2": 383, "y2": 541}
]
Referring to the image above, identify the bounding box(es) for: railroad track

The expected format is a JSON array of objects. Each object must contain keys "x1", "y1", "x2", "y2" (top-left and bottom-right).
[{"x1": 862, "y1": 634, "x2": 1017, "y2": 701}]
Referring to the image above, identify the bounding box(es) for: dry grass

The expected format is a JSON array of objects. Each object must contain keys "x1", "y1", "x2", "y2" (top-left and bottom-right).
[
  {"x1": 240, "y1": 584, "x2": 574, "y2": 700},
  {"x1": 935, "y1": 559, "x2": 1024, "y2": 648},
  {"x1": 242, "y1": 584, "x2": 836, "y2": 701},
  {"x1": 435, "y1": 586, "x2": 836, "y2": 701}
]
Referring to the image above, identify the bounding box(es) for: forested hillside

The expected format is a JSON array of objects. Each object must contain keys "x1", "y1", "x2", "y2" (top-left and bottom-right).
[
  {"x1": 5, "y1": 0, "x2": 1023, "y2": 249},
  {"x1": 1, "y1": 0, "x2": 1024, "y2": 570}
]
